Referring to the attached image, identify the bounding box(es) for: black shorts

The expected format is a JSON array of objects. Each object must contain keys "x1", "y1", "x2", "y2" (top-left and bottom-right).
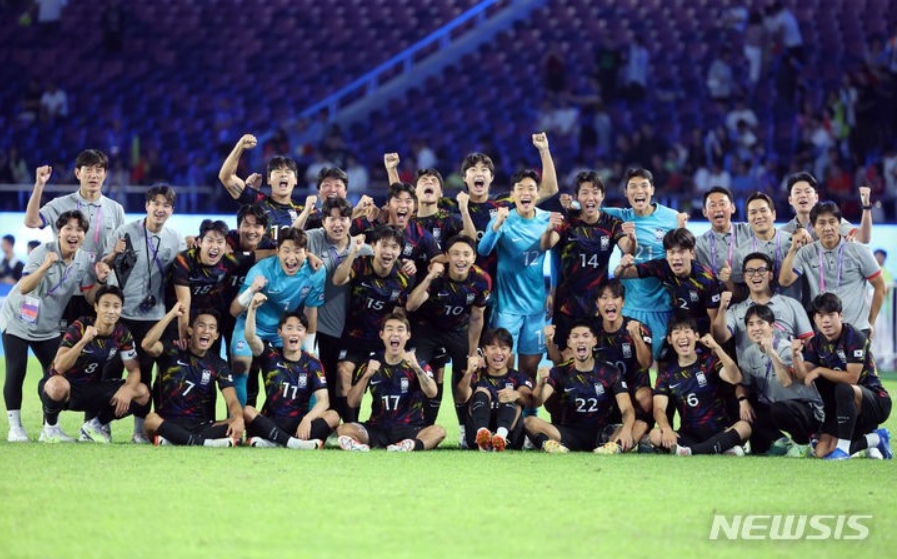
[
  {"x1": 412, "y1": 324, "x2": 468, "y2": 373},
  {"x1": 337, "y1": 338, "x2": 382, "y2": 367},
  {"x1": 677, "y1": 424, "x2": 725, "y2": 446},
  {"x1": 555, "y1": 423, "x2": 602, "y2": 451},
  {"x1": 361, "y1": 422, "x2": 423, "y2": 448},
  {"x1": 257, "y1": 416, "x2": 333, "y2": 441},
  {"x1": 854, "y1": 387, "x2": 892, "y2": 436},
  {"x1": 166, "y1": 417, "x2": 229, "y2": 439},
  {"x1": 38, "y1": 377, "x2": 125, "y2": 413}
]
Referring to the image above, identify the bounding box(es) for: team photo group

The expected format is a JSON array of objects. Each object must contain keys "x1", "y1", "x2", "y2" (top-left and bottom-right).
[{"x1": 1, "y1": 130, "x2": 891, "y2": 461}]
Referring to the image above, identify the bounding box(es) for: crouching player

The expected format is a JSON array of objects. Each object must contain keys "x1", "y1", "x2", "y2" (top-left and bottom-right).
[
  {"x1": 793, "y1": 293, "x2": 892, "y2": 460},
  {"x1": 650, "y1": 317, "x2": 751, "y2": 455},
  {"x1": 525, "y1": 323, "x2": 635, "y2": 453},
  {"x1": 336, "y1": 312, "x2": 446, "y2": 451},
  {"x1": 39, "y1": 286, "x2": 151, "y2": 443},
  {"x1": 737, "y1": 305, "x2": 823, "y2": 457},
  {"x1": 455, "y1": 328, "x2": 533, "y2": 451},
  {"x1": 242, "y1": 293, "x2": 339, "y2": 449},
  {"x1": 143, "y1": 304, "x2": 244, "y2": 447}
]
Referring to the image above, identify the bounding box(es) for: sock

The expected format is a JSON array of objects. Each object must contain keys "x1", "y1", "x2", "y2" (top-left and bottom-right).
[
  {"x1": 836, "y1": 438, "x2": 852, "y2": 454},
  {"x1": 454, "y1": 401, "x2": 468, "y2": 426},
  {"x1": 249, "y1": 414, "x2": 292, "y2": 446},
  {"x1": 691, "y1": 429, "x2": 742, "y2": 454},
  {"x1": 470, "y1": 391, "x2": 491, "y2": 429},
  {"x1": 40, "y1": 391, "x2": 64, "y2": 426},
  {"x1": 496, "y1": 427, "x2": 509, "y2": 439},
  {"x1": 496, "y1": 402, "x2": 517, "y2": 432},
  {"x1": 850, "y1": 437, "x2": 871, "y2": 454},
  {"x1": 423, "y1": 382, "x2": 443, "y2": 426},
  {"x1": 286, "y1": 438, "x2": 320, "y2": 449},
  {"x1": 157, "y1": 421, "x2": 199, "y2": 446},
  {"x1": 233, "y1": 373, "x2": 248, "y2": 407},
  {"x1": 413, "y1": 438, "x2": 424, "y2": 451},
  {"x1": 530, "y1": 432, "x2": 549, "y2": 449},
  {"x1": 133, "y1": 416, "x2": 145, "y2": 436},
  {"x1": 345, "y1": 405, "x2": 359, "y2": 424},
  {"x1": 7, "y1": 410, "x2": 22, "y2": 428},
  {"x1": 865, "y1": 432, "x2": 881, "y2": 449}
]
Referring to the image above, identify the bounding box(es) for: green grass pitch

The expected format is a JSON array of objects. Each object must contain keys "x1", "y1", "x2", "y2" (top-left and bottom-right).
[{"x1": 1, "y1": 360, "x2": 895, "y2": 559}]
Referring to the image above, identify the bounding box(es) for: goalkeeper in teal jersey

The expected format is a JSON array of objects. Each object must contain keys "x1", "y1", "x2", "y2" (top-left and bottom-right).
[{"x1": 603, "y1": 168, "x2": 684, "y2": 359}]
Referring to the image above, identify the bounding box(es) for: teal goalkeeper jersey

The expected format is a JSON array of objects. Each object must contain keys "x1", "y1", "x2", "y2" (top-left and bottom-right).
[{"x1": 603, "y1": 203, "x2": 679, "y2": 312}]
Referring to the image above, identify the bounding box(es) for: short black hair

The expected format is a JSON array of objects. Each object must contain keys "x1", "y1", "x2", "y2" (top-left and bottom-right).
[
  {"x1": 370, "y1": 224, "x2": 405, "y2": 247},
  {"x1": 703, "y1": 186, "x2": 734, "y2": 207},
  {"x1": 75, "y1": 149, "x2": 109, "y2": 170},
  {"x1": 322, "y1": 197, "x2": 352, "y2": 218},
  {"x1": 415, "y1": 168, "x2": 444, "y2": 190},
  {"x1": 666, "y1": 316, "x2": 698, "y2": 337},
  {"x1": 56, "y1": 210, "x2": 89, "y2": 233},
  {"x1": 444, "y1": 234, "x2": 476, "y2": 254},
  {"x1": 598, "y1": 278, "x2": 626, "y2": 299},
  {"x1": 662, "y1": 228, "x2": 696, "y2": 251},
  {"x1": 511, "y1": 169, "x2": 541, "y2": 187},
  {"x1": 810, "y1": 293, "x2": 843, "y2": 316},
  {"x1": 574, "y1": 171, "x2": 605, "y2": 196},
  {"x1": 481, "y1": 327, "x2": 513, "y2": 350},
  {"x1": 741, "y1": 251, "x2": 773, "y2": 271},
  {"x1": 191, "y1": 308, "x2": 220, "y2": 327},
  {"x1": 743, "y1": 304, "x2": 775, "y2": 326},
  {"x1": 278, "y1": 227, "x2": 308, "y2": 249},
  {"x1": 809, "y1": 201, "x2": 842, "y2": 225},
  {"x1": 199, "y1": 219, "x2": 229, "y2": 240},
  {"x1": 237, "y1": 204, "x2": 269, "y2": 228},
  {"x1": 786, "y1": 171, "x2": 818, "y2": 195},
  {"x1": 146, "y1": 184, "x2": 176, "y2": 205},
  {"x1": 461, "y1": 152, "x2": 495, "y2": 176},
  {"x1": 625, "y1": 167, "x2": 654, "y2": 186},
  {"x1": 278, "y1": 310, "x2": 309, "y2": 330},
  {"x1": 387, "y1": 182, "x2": 417, "y2": 201},
  {"x1": 94, "y1": 285, "x2": 125, "y2": 305},
  {"x1": 317, "y1": 167, "x2": 349, "y2": 190},
  {"x1": 267, "y1": 155, "x2": 299, "y2": 177},
  {"x1": 2, "y1": 234, "x2": 14, "y2": 245}
]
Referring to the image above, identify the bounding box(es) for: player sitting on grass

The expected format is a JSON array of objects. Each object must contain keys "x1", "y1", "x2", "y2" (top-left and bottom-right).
[
  {"x1": 242, "y1": 293, "x2": 339, "y2": 449},
  {"x1": 650, "y1": 317, "x2": 751, "y2": 456},
  {"x1": 525, "y1": 323, "x2": 636, "y2": 454},
  {"x1": 336, "y1": 312, "x2": 446, "y2": 452},
  {"x1": 39, "y1": 285, "x2": 151, "y2": 443},
  {"x1": 793, "y1": 293, "x2": 892, "y2": 460},
  {"x1": 142, "y1": 304, "x2": 244, "y2": 447},
  {"x1": 455, "y1": 328, "x2": 533, "y2": 451}
]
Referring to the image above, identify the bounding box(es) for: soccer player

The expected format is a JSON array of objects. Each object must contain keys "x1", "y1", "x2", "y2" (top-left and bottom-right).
[
  {"x1": 406, "y1": 234, "x2": 491, "y2": 429},
  {"x1": 229, "y1": 228, "x2": 326, "y2": 406},
  {"x1": 793, "y1": 293, "x2": 892, "y2": 460},
  {"x1": 779, "y1": 201, "x2": 885, "y2": 335},
  {"x1": 336, "y1": 312, "x2": 446, "y2": 452},
  {"x1": 478, "y1": 168, "x2": 555, "y2": 382},
  {"x1": 694, "y1": 186, "x2": 752, "y2": 280},
  {"x1": 736, "y1": 304, "x2": 822, "y2": 457},
  {"x1": 614, "y1": 228, "x2": 722, "y2": 336},
  {"x1": 332, "y1": 225, "x2": 413, "y2": 422},
  {"x1": 541, "y1": 171, "x2": 636, "y2": 348},
  {"x1": 603, "y1": 167, "x2": 684, "y2": 358},
  {"x1": 103, "y1": 184, "x2": 186, "y2": 443},
  {"x1": 778, "y1": 171, "x2": 870, "y2": 243},
  {"x1": 24, "y1": 149, "x2": 126, "y2": 320},
  {"x1": 242, "y1": 294, "x2": 338, "y2": 449},
  {"x1": 143, "y1": 304, "x2": 243, "y2": 447},
  {"x1": 218, "y1": 133, "x2": 304, "y2": 241},
  {"x1": 525, "y1": 323, "x2": 636, "y2": 454},
  {"x1": 455, "y1": 328, "x2": 533, "y2": 451},
  {"x1": 1, "y1": 211, "x2": 111, "y2": 442},
  {"x1": 712, "y1": 252, "x2": 813, "y2": 361},
  {"x1": 38, "y1": 286, "x2": 151, "y2": 443},
  {"x1": 305, "y1": 197, "x2": 373, "y2": 402},
  {"x1": 649, "y1": 317, "x2": 751, "y2": 455}
]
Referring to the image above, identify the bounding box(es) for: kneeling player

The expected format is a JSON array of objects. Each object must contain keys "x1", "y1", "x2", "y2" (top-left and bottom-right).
[
  {"x1": 455, "y1": 328, "x2": 533, "y2": 451},
  {"x1": 143, "y1": 304, "x2": 244, "y2": 447},
  {"x1": 242, "y1": 293, "x2": 339, "y2": 449},
  {"x1": 336, "y1": 312, "x2": 446, "y2": 451},
  {"x1": 650, "y1": 317, "x2": 751, "y2": 455},
  {"x1": 525, "y1": 323, "x2": 635, "y2": 453},
  {"x1": 793, "y1": 293, "x2": 892, "y2": 460},
  {"x1": 39, "y1": 286, "x2": 151, "y2": 443}
]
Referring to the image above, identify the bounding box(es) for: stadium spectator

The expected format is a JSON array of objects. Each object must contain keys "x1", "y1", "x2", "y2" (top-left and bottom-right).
[{"x1": 0, "y1": 235, "x2": 24, "y2": 284}]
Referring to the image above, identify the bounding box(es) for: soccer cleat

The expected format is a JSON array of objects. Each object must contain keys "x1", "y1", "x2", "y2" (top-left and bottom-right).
[
  {"x1": 822, "y1": 448, "x2": 851, "y2": 460},
  {"x1": 876, "y1": 427, "x2": 893, "y2": 460},
  {"x1": 80, "y1": 419, "x2": 111, "y2": 444},
  {"x1": 523, "y1": 436, "x2": 536, "y2": 450},
  {"x1": 338, "y1": 435, "x2": 370, "y2": 452},
  {"x1": 672, "y1": 444, "x2": 693, "y2": 456},
  {"x1": 248, "y1": 437, "x2": 279, "y2": 448},
  {"x1": 723, "y1": 445, "x2": 745, "y2": 456},
  {"x1": 767, "y1": 436, "x2": 790, "y2": 456},
  {"x1": 593, "y1": 441, "x2": 622, "y2": 455},
  {"x1": 293, "y1": 438, "x2": 323, "y2": 450},
  {"x1": 491, "y1": 433, "x2": 507, "y2": 453},
  {"x1": 637, "y1": 435, "x2": 655, "y2": 454},
  {"x1": 131, "y1": 432, "x2": 151, "y2": 445},
  {"x1": 204, "y1": 437, "x2": 238, "y2": 448},
  {"x1": 7, "y1": 425, "x2": 29, "y2": 443},
  {"x1": 542, "y1": 439, "x2": 569, "y2": 454},
  {"x1": 38, "y1": 425, "x2": 77, "y2": 443},
  {"x1": 475, "y1": 428, "x2": 493, "y2": 452},
  {"x1": 153, "y1": 435, "x2": 172, "y2": 446},
  {"x1": 386, "y1": 438, "x2": 416, "y2": 452},
  {"x1": 785, "y1": 443, "x2": 810, "y2": 458},
  {"x1": 866, "y1": 447, "x2": 884, "y2": 460}
]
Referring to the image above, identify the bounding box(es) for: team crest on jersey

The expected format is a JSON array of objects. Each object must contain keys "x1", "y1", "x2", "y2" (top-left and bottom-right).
[
  {"x1": 201, "y1": 370, "x2": 212, "y2": 385},
  {"x1": 403, "y1": 244, "x2": 413, "y2": 257},
  {"x1": 390, "y1": 290, "x2": 401, "y2": 302},
  {"x1": 594, "y1": 383, "x2": 605, "y2": 396},
  {"x1": 688, "y1": 290, "x2": 699, "y2": 302},
  {"x1": 837, "y1": 349, "x2": 847, "y2": 362},
  {"x1": 622, "y1": 343, "x2": 632, "y2": 358},
  {"x1": 400, "y1": 377, "x2": 409, "y2": 393},
  {"x1": 489, "y1": 208, "x2": 499, "y2": 218},
  {"x1": 288, "y1": 210, "x2": 298, "y2": 221},
  {"x1": 300, "y1": 286, "x2": 311, "y2": 297},
  {"x1": 654, "y1": 228, "x2": 665, "y2": 241},
  {"x1": 236, "y1": 340, "x2": 246, "y2": 350},
  {"x1": 298, "y1": 373, "x2": 307, "y2": 388},
  {"x1": 600, "y1": 235, "x2": 610, "y2": 250},
  {"x1": 466, "y1": 293, "x2": 476, "y2": 305},
  {"x1": 696, "y1": 371, "x2": 707, "y2": 387},
  {"x1": 433, "y1": 228, "x2": 442, "y2": 241},
  {"x1": 505, "y1": 383, "x2": 514, "y2": 391}
]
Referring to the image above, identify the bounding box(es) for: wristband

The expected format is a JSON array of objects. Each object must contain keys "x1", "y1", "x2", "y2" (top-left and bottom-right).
[
  {"x1": 237, "y1": 289, "x2": 255, "y2": 308},
  {"x1": 862, "y1": 205, "x2": 872, "y2": 210},
  {"x1": 737, "y1": 396, "x2": 748, "y2": 402}
]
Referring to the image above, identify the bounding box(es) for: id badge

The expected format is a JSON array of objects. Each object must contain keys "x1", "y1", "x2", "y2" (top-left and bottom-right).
[{"x1": 21, "y1": 296, "x2": 40, "y2": 324}]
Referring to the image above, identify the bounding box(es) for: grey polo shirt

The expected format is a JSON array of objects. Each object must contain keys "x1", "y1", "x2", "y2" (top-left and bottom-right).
[
  {"x1": 39, "y1": 191, "x2": 126, "y2": 265},
  {"x1": 740, "y1": 341, "x2": 824, "y2": 420},
  {"x1": 0, "y1": 242, "x2": 93, "y2": 340},
  {"x1": 305, "y1": 228, "x2": 373, "y2": 338},
  {"x1": 790, "y1": 238, "x2": 881, "y2": 331},
  {"x1": 108, "y1": 220, "x2": 185, "y2": 321},
  {"x1": 726, "y1": 293, "x2": 814, "y2": 360},
  {"x1": 731, "y1": 230, "x2": 802, "y2": 301},
  {"x1": 694, "y1": 222, "x2": 753, "y2": 275}
]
